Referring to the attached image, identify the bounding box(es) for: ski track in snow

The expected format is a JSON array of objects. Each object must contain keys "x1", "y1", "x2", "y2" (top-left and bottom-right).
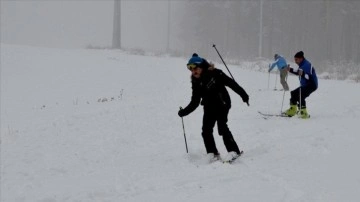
[{"x1": 1, "y1": 44, "x2": 360, "y2": 202}]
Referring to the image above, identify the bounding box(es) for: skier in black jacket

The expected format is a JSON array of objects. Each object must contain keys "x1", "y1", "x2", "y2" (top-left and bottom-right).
[{"x1": 178, "y1": 53, "x2": 249, "y2": 162}]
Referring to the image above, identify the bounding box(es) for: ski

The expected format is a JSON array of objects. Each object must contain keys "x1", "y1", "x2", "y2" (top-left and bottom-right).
[
  {"x1": 223, "y1": 151, "x2": 243, "y2": 164},
  {"x1": 258, "y1": 89, "x2": 282, "y2": 92},
  {"x1": 258, "y1": 111, "x2": 310, "y2": 119},
  {"x1": 258, "y1": 111, "x2": 290, "y2": 118}
]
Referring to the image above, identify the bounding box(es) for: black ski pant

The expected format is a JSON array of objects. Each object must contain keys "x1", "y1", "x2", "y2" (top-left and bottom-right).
[
  {"x1": 290, "y1": 86, "x2": 316, "y2": 108},
  {"x1": 201, "y1": 106, "x2": 240, "y2": 155}
]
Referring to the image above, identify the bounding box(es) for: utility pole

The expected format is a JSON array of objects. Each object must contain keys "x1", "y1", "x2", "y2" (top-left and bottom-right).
[
  {"x1": 166, "y1": 0, "x2": 171, "y2": 52},
  {"x1": 112, "y1": 0, "x2": 121, "y2": 49},
  {"x1": 259, "y1": 0, "x2": 263, "y2": 58}
]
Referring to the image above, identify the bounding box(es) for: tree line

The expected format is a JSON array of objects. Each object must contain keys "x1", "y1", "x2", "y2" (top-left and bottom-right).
[{"x1": 177, "y1": 0, "x2": 360, "y2": 69}]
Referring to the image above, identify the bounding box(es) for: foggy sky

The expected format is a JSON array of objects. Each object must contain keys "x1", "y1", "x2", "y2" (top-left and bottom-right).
[
  {"x1": 1, "y1": 0, "x2": 359, "y2": 70},
  {"x1": 1, "y1": 1, "x2": 176, "y2": 51}
]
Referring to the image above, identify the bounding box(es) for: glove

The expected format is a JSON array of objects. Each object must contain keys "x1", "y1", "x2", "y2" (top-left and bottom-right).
[
  {"x1": 178, "y1": 108, "x2": 186, "y2": 117},
  {"x1": 242, "y1": 95, "x2": 249, "y2": 106}
]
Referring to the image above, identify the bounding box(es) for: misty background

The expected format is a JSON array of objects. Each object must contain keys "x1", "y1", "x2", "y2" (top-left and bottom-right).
[{"x1": 1, "y1": 0, "x2": 360, "y2": 80}]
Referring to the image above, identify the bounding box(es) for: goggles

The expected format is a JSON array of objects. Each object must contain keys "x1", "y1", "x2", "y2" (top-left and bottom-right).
[{"x1": 187, "y1": 63, "x2": 198, "y2": 70}]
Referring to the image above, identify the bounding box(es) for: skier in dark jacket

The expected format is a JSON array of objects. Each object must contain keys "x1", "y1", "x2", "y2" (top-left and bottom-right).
[
  {"x1": 178, "y1": 53, "x2": 249, "y2": 162},
  {"x1": 285, "y1": 51, "x2": 318, "y2": 119}
]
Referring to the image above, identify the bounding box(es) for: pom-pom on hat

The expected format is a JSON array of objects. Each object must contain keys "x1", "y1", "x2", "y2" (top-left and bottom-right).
[{"x1": 187, "y1": 53, "x2": 203, "y2": 66}]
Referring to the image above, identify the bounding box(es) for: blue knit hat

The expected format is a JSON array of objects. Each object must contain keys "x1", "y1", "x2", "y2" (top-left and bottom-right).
[{"x1": 187, "y1": 53, "x2": 203, "y2": 66}]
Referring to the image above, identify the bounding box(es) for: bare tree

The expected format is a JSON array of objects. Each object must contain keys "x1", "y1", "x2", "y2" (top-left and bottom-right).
[{"x1": 177, "y1": 0, "x2": 360, "y2": 67}]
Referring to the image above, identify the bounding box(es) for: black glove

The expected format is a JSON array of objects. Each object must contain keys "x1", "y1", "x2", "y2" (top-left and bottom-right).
[
  {"x1": 242, "y1": 95, "x2": 249, "y2": 106},
  {"x1": 178, "y1": 108, "x2": 186, "y2": 117}
]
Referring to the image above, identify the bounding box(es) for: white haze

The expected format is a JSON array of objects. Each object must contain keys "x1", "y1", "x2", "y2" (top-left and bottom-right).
[
  {"x1": 1, "y1": 1, "x2": 183, "y2": 51},
  {"x1": 2, "y1": 1, "x2": 360, "y2": 65}
]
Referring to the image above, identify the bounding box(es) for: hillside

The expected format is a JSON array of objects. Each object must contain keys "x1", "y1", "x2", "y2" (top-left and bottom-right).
[{"x1": 1, "y1": 44, "x2": 360, "y2": 202}]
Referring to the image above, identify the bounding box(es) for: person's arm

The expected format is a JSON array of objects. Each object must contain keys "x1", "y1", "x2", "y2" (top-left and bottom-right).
[
  {"x1": 289, "y1": 67, "x2": 300, "y2": 76},
  {"x1": 300, "y1": 63, "x2": 311, "y2": 78},
  {"x1": 269, "y1": 60, "x2": 278, "y2": 72},
  {"x1": 179, "y1": 81, "x2": 201, "y2": 117},
  {"x1": 299, "y1": 65, "x2": 316, "y2": 84},
  {"x1": 219, "y1": 70, "x2": 249, "y2": 105}
]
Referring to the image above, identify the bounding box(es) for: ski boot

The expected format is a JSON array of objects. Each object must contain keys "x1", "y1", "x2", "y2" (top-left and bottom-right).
[
  {"x1": 223, "y1": 151, "x2": 240, "y2": 163},
  {"x1": 207, "y1": 153, "x2": 221, "y2": 163},
  {"x1": 298, "y1": 108, "x2": 310, "y2": 119},
  {"x1": 284, "y1": 104, "x2": 297, "y2": 117}
]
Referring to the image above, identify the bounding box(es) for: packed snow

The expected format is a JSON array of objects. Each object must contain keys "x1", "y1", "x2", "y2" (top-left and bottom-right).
[{"x1": 1, "y1": 44, "x2": 360, "y2": 202}]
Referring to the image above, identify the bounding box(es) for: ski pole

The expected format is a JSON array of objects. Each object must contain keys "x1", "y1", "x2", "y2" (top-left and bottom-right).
[
  {"x1": 212, "y1": 44, "x2": 235, "y2": 81},
  {"x1": 280, "y1": 72, "x2": 288, "y2": 113},
  {"x1": 267, "y1": 70, "x2": 270, "y2": 90},
  {"x1": 179, "y1": 107, "x2": 189, "y2": 153},
  {"x1": 213, "y1": 44, "x2": 249, "y2": 106},
  {"x1": 299, "y1": 75, "x2": 302, "y2": 111},
  {"x1": 274, "y1": 70, "x2": 278, "y2": 90}
]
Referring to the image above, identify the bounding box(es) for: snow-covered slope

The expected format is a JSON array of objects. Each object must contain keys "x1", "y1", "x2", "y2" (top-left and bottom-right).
[{"x1": 1, "y1": 44, "x2": 360, "y2": 202}]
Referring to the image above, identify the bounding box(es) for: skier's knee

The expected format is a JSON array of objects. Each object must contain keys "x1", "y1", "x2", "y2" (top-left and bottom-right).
[
  {"x1": 202, "y1": 127, "x2": 213, "y2": 135},
  {"x1": 217, "y1": 126, "x2": 230, "y2": 136}
]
